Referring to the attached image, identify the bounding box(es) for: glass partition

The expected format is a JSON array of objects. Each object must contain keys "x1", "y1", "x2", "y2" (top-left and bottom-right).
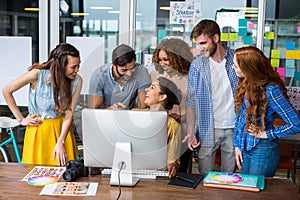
[
  {"x1": 0, "y1": 3, "x2": 39, "y2": 62},
  {"x1": 59, "y1": 0, "x2": 120, "y2": 63}
]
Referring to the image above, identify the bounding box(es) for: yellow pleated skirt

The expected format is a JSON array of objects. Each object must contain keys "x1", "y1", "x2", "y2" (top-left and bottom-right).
[{"x1": 22, "y1": 115, "x2": 79, "y2": 166}]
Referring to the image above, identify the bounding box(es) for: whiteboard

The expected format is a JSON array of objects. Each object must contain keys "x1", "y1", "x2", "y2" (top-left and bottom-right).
[
  {"x1": 0, "y1": 37, "x2": 32, "y2": 106},
  {"x1": 66, "y1": 37, "x2": 105, "y2": 94}
]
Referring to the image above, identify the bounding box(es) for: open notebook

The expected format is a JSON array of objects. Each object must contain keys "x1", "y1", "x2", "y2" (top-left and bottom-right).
[{"x1": 203, "y1": 171, "x2": 265, "y2": 192}]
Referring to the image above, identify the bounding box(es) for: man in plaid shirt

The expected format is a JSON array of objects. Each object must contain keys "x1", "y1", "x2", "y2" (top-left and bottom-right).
[{"x1": 183, "y1": 19, "x2": 238, "y2": 175}]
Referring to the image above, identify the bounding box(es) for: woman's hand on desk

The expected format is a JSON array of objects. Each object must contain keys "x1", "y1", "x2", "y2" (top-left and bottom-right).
[{"x1": 167, "y1": 163, "x2": 179, "y2": 178}]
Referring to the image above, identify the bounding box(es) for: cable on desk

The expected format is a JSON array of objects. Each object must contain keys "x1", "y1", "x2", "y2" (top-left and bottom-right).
[{"x1": 116, "y1": 162, "x2": 125, "y2": 200}]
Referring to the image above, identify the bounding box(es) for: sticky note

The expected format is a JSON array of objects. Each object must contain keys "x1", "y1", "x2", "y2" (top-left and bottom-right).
[
  {"x1": 248, "y1": 23, "x2": 255, "y2": 29},
  {"x1": 271, "y1": 50, "x2": 280, "y2": 58},
  {"x1": 286, "y1": 59, "x2": 295, "y2": 69},
  {"x1": 244, "y1": 36, "x2": 252, "y2": 45},
  {"x1": 158, "y1": 29, "x2": 166, "y2": 38},
  {"x1": 271, "y1": 58, "x2": 280, "y2": 67},
  {"x1": 286, "y1": 69, "x2": 295, "y2": 77},
  {"x1": 229, "y1": 33, "x2": 238, "y2": 41},
  {"x1": 276, "y1": 67, "x2": 285, "y2": 77},
  {"x1": 295, "y1": 50, "x2": 300, "y2": 60},
  {"x1": 220, "y1": 33, "x2": 229, "y2": 41},
  {"x1": 265, "y1": 32, "x2": 274, "y2": 40},
  {"x1": 286, "y1": 41, "x2": 296, "y2": 50},
  {"x1": 239, "y1": 19, "x2": 247, "y2": 27},
  {"x1": 294, "y1": 72, "x2": 300, "y2": 80},
  {"x1": 158, "y1": 29, "x2": 166, "y2": 43},
  {"x1": 286, "y1": 50, "x2": 296, "y2": 59},
  {"x1": 298, "y1": 26, "x2": 300, "y2": 33},
  {"x1": 238, "y1": 28, "x2": 247, "y2": 36}
]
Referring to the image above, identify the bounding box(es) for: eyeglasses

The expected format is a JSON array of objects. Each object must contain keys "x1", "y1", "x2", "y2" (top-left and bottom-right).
[{"x1": 118, "y1": 65, "x2": 136, "y2": 73}]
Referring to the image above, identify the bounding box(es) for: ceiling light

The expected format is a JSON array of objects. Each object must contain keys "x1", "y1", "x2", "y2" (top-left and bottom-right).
[
  {"x1": 90, "y1": 6, "x2": 113, "y2": 10},
  {"x1": 136, "y1": 13, "x2": 142, "y2": 16},
  {"x1": 160, "y1": 6, "x2": 170, "y2": 11},
  {"x1": 71, "y1": 13, "x2": 90, "y2": 16},
  {"x1": 235, "y1": 7, "x2": 258, "y2": 11},
  {"x1": 24, "y1": 8, "x2": 39, "y2": 12},
  {"x1": 108, "y1": 10, "x2": 120, "y2": 14},
  {"x1": 245, "y1": 14, "x2": 258, "y2": 18}
]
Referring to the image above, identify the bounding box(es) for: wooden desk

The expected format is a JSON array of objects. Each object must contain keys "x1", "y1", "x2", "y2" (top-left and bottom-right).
[
  {"x1": 0, "y1": 163, "x2": 299, "y2": 200},
  {"x1": 280, "y1": 134, "x2": 300, "y2": 145}
]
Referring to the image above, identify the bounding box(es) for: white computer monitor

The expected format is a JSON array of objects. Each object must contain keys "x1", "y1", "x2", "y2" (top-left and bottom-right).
[{"x1": 82, "y1": 108, "x2": 168, "y2": 186}]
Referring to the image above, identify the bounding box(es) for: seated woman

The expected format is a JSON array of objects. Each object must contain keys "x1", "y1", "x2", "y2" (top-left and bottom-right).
[{"x1": 135, "y1": 77, "x2": 182, "y2": 178}]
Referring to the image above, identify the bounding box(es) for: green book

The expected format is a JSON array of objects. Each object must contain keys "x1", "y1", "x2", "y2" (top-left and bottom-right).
[{"x1": 203, "y1": 171, "x2": 265, "y2": 192}]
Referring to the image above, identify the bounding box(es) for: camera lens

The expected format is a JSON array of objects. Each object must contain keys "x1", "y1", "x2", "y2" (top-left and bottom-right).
[
  {"x1": 63, "y1": 171, "x2": 74, "y2": 182},
  {"x1": 63, "y1": 159, "x2": 85, "y2": 182}
]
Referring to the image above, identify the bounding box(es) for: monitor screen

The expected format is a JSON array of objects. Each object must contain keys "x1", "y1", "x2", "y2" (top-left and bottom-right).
[{"x1": 82, "y1": 108, "x2": 168, "y2": 170}]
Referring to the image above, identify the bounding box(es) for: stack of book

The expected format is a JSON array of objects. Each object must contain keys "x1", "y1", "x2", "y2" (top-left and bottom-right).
[{"x1": 202, "y1": 171, "x2": 265, "y2": 192}]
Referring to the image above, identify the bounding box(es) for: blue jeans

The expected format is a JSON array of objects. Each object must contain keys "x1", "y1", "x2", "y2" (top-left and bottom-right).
[{"x1": 241, "y1": 139, "x2": 280, "y2": 177}]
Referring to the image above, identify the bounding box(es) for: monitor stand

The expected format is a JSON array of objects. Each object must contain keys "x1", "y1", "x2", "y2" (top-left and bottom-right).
[{"x1": 110, "y1": 142, "x2": 139, "y2": 187}]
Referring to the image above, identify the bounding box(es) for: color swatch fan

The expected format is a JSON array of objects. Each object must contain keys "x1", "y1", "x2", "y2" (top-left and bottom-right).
[
  {"x1": 203, "y1": 171, "x2": 264, "y2": 192},
  {"x1": 210, "y1": 173, "x2": 243, "y2": 184},
  {"x1": 27, "y1": 175, "x2": 59, "y2": 186}
]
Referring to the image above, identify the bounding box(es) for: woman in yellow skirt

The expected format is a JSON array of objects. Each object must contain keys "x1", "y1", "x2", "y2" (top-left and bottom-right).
[{"x1": 2, "y1": 43, "x2": 82, "y2": 166}]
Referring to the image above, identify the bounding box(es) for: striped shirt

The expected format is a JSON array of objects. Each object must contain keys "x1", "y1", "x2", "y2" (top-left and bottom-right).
[{"x1": 233, "y1": 84, "x2": 300, "y2": 151}]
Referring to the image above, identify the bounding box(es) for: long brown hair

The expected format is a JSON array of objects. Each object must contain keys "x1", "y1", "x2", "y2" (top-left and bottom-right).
[
  {"x1": 152, "y1": 38, "x2": 193, "y2": 75},
  {"x1": 234, "y1": 46, "x2": 288, "y2": 135},
  {"x1": 30, "y1": 43, "x2": 80, "y2": 113}
]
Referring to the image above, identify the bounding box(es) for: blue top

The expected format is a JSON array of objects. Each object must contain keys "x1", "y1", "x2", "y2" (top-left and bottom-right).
[
  {"x1": 88, "y1": 63, "x2": 150, "y2": 109},
  {"x1": 186, "y1": 45, "x2": 238, "y2": 147},
  {"x1": 28, "y1": 69, "x2": 80, "y2": 119},
  {"x1": 233, "y1": 84, "x2": 300, "y2": 151}
]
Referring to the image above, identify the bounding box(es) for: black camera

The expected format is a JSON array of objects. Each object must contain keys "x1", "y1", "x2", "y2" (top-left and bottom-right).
[{"x1": 63, "y1": 159, "x2": 87, "y2": 182}]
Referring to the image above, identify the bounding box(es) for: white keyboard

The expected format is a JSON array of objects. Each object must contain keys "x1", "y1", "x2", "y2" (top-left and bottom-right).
[{"x1": 101, "y1": 168, "x2": 169, "y2": 179}]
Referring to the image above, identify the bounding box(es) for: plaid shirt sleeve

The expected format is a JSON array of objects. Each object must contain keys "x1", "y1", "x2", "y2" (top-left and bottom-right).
[
  {"x1": 186, "y1": 63, "x2": 197, "y2": 109},
  {"x1": 266, "y1": 84, "x2": 300, "y2": 139}
]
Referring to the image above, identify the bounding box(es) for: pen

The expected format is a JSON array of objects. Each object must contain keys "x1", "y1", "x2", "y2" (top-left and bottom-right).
[{"x1": 176, "y1": 175, "x2": 195, "y2": 184}]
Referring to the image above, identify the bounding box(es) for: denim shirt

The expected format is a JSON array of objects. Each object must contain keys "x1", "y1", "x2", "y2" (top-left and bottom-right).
[
  {"x1": 233, "y1": 84, "x2": 300, "y2": 151},
  {"x1": 28, "y1": 69, "x2": 80, "y2": 119},
  {"x1": 186, "y1": 45, "x2": 238, "y2": 147}
]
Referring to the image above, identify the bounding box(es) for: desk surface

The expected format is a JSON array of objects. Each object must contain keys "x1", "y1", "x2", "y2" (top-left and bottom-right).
[
  {"x1": 1, "y1": 163, "x2": 299, "y2": 200},
  {"x1": 280, "y1": 134, "x2": 300, "y2": 144}
]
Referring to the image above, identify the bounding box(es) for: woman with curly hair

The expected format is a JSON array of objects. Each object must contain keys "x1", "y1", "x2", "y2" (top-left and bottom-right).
[
  {"x1": 233, "y1": 46, "x2": 300, "y2": 177},
  {"x1": 150, "y1": 38, "x2": 194, "y2": 173}
]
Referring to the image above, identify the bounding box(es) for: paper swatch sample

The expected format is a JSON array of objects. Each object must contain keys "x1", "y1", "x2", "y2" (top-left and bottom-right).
[
  {"x1": 40, "y1": 182, "x2": 98, "y2": 196},
  {"x1": 22, "y1": 166, "x2": 66, "y2": 182}
]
